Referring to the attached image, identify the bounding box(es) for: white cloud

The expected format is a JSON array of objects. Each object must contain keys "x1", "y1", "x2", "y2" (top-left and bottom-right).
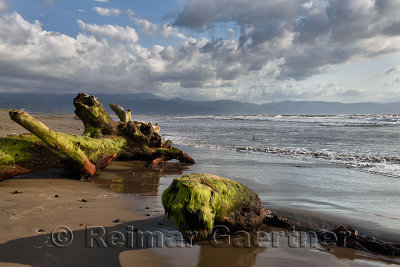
[
  {"x1": 0, "y1": 0, "x2": 7, "y2": 13},
  {"x1": 160, "y1": 24, "x2": 186, "y2": 39},
  {"x1": 126, "y1": 9, "x2": 158, "y2": 36},
  {"x1": 0, "y1": 12, "x2": 220, "y2": 96},
  {"x1": 92, "y1": 7, "x2": 186, "y2": 39},
  {"x1": 0, "y1": 12, "x2": 201, "y2": 95},
  {"x1": 385, "y1": 66, "x2": 400, "y2": 75},
  {"x1": 93, "y1": 7, "x2": 121, "y2": 16},
  {"x1": 302, "y1": 1, "x2": 313, "y2": 9},
  {"x1": 1, "y1": 2, "x2": 400, "y2": 103},
  {"x1": 78, "y1": 9, "x2": 85, "y2": 13},
  {"x1": 93, "y1": 0, "x2": 109, "y2": 2},
  {"x1": 174, "y1": 0, "x2": 400, "y2": 80},
  {"x1": 77, "y1": 19, "x2": 138, "y2": 43}
]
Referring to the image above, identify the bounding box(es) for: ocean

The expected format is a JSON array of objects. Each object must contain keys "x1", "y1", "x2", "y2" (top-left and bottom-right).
[
  {"x1": 160, "y1": 114, "x2": 400, "y2": 178},
  {"x1": 87, "y1": 113, "x2": 400, "y2": 265},
  {"x1": 143, "y1": 114, "x2": 400, "y2": 242}
]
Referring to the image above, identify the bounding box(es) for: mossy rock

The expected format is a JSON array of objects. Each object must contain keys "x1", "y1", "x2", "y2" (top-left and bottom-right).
[{"x1": 162, "y1": 174, "x2": 265, "y2": 240}]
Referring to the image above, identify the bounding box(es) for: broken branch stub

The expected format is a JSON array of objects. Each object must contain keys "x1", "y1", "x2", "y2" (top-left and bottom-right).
[{"x1": 110, "y1": 103, "x2": 132, "y2": 123}]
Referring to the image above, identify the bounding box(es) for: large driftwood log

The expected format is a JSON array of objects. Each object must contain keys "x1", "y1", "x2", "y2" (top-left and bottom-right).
[{"x1": 0, "y1": 93, "x2": 194, "y2": 180}]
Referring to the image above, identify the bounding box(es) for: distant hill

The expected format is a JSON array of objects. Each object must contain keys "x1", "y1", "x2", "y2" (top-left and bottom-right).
[{"x1": 0, "y1": 93, "x2": 400, "y2": 115}]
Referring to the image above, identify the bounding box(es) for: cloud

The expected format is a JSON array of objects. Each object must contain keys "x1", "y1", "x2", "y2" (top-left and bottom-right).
[
  {"x1": 173, "y1": 0, "x2": 400, "y2": 80},
  {"x1": 77, "y1": 19, "x2": 138, "y2": 43},
  {"x1": 160, "y1": 24, "x2": 186, "y2": 39},
  {"x1": 1, "y1": 2, "x2": 400, "y2": 103},
  {"x1": 0, "y1": 12, "x2": 212, "y2": 96},
  {"x1": 93, "y1": 0, "x2": 108, "y2": 2},
  {"x1": 78, "y1": 9, "x2": 85, "y2": 13},
  {"x1": 92, "y1": 7, "x2": 160, "y2": 36},
  {"x1": 91, "y1": 7, "x2": 186, "y2": 39},
  {"x1": 93, "y1": 7, "x2": 121, "y2": 16},
  {"x1": 126, "y1": 9, "x2": 158, "y2": 36},
  {"x1": 0, "y1": 12, "x2": 224, "y2": 97},
  {"x1": 385, "y1": 66, "x2": 400, "y2": 75},
  {"x1": 0, "y1": 0, "x2": 7, "y2": 13}
]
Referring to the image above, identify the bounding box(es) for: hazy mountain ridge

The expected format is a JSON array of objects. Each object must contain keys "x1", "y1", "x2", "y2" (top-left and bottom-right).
[{"x1": 0, "y1": 93, "x2": 399, "y2": 115}]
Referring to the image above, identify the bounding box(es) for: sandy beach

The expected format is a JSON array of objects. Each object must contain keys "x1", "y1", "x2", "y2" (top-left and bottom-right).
[
  {"x1": 2, "y1": 0, "x2": 400, "y2": 265},
  {"x1": 1, "y1": 110, "x2": 399, "y2": 267}
]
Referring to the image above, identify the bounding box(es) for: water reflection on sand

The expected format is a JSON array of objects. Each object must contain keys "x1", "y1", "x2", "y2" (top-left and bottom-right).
[
  {"x1": 92, "y1": 161, "x2": 190, "y2": 195},
  {"x1": 92, "y1": 160, "x2": 400, "y2": 266}
]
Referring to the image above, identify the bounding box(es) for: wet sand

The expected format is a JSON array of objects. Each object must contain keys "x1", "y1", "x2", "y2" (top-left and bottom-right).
[{"x1": 0, "y1": 110, "x2": 399, "y2": 266}]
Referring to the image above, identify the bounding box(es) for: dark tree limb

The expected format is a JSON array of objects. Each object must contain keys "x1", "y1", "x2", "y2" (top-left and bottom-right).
[{"x1": 263, "y1": 209, "x2": 400, "y2": 256}]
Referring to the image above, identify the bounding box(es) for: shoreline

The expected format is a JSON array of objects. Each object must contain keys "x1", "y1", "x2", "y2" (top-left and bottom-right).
[
  {"x1": 1, "y1": 110, "x2": 400, "y2": 266},
  {"x1": 2, "y1": 166, "x2": 400, "y2": 266},
  {"x1": 176, "y1": 145, "x2": 400, "y2": 242}
]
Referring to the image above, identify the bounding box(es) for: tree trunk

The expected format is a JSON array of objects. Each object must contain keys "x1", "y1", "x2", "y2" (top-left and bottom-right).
[{"x1": 0, "y1": 93, "x2": 194, "y2": 180}]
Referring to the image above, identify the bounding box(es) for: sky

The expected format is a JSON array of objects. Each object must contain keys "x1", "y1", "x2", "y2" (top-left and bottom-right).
[{"x1": 0, "y1": 0, "x2": 400, "y2": 103}]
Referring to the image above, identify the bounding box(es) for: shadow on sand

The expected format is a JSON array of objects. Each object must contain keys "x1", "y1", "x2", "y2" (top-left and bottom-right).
[{"x1": 0, "y1": 215, "x2": 266, "y2": 267}]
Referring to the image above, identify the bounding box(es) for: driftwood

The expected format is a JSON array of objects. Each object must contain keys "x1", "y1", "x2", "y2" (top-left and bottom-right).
[
  {"x1": 263, "y1": 209, "x2": 400, "y2": 256},
  {"x1": 0, "y1": 93, "x2": 194, "y2": 180}
]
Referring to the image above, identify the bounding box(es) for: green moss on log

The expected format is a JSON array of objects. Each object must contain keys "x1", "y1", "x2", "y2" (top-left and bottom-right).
[
  {"x1": 0, "y1": 134, "x2": 42, "y2": 166},
  {"x1": 9, "y1": 110, "x2": 98, "y2": 175},
  {"x1": 80, "y1": 104, "x2": 112, "y2": 137},
  {"x1": 154, "y1": 146, "x2": 180, "y2": 154},
  {"x1": 60, "y1": 133, "x2": 127, "y2": 162},
  {"x1": 73, "y1": 93, "x2": 117, "y2": 138},
  {"x1": 81, "y1": 123, "x2": 102, "y2": 138},
  {"x1": 164, "y1": 140, "x2": 173, "y2": 149},
  {"x1": 131, "y1": 131, "x2": 147, "y2": 143},
  {"x1": 162, "y1": 174, "x2": 259, "y2": 239},
  {"x1": 0, "y1": 133, "x2": 126, "y2": 168}
]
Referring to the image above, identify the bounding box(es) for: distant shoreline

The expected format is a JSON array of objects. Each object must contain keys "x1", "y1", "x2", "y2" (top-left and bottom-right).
[{"x1": 2, "y1": 93, "x2": 400, "y2": 115}]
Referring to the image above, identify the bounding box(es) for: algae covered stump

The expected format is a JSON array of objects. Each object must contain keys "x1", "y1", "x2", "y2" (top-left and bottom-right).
[{"x1": 0, "y1": 93, "x2": 194, "y2": 180}]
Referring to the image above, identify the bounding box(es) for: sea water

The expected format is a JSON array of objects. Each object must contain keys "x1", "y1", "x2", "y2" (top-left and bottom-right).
[{"x1": 145, "y1": 114, "x2": 400, "y2": 241}]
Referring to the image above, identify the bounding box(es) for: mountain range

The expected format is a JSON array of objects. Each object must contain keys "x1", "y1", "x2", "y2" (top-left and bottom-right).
[{"x1": 0, "y1": 93, "x2": 399, "y2": 115}]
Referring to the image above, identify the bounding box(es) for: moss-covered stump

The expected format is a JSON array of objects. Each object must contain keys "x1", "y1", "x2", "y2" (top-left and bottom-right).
[{"x1": 162, "y1": 174, "x2": 265, "y2": 241}]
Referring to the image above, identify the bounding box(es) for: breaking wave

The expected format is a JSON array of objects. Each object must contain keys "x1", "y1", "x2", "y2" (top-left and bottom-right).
[
  {"x1": 166, "y1": 136, "x2": 400, "y2": 178},
  {"x1": 161, "y1": 114, "x2": 400, "y2": 178},
  {"x1": 174, "y1": 114, "x2": 400, "y2": 127}
]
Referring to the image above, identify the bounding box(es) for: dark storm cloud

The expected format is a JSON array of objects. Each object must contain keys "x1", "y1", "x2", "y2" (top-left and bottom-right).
[{"x1": 174, "y1": 0, "x2": 400, "y2": 80}]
